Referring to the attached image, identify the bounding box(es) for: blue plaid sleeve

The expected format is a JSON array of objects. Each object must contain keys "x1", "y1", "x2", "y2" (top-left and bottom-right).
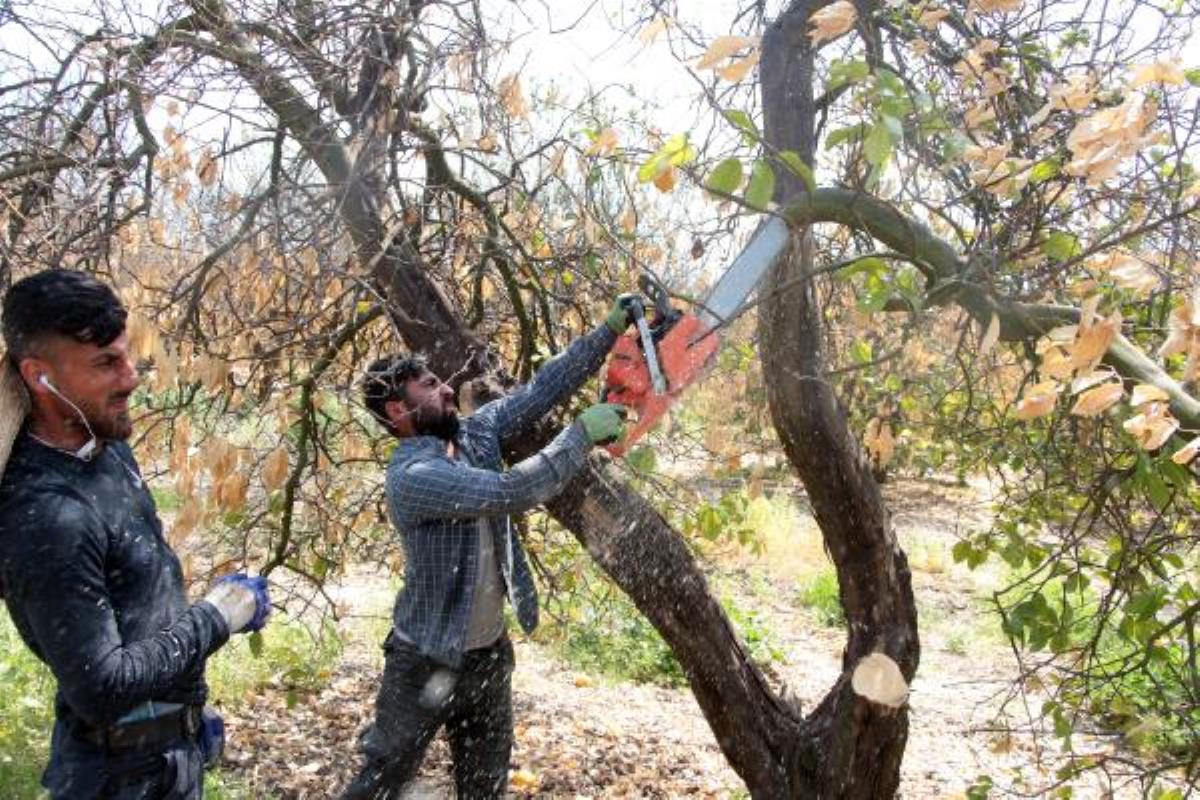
[
  {"x1": 486, "y1": 323, "x2": 617, "y2": 445},
  {"x1": 391, "y1": 423, "x2": 591, "y2": 521}
]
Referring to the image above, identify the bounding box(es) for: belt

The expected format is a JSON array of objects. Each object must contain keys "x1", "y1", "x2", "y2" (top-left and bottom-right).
[{"x1": 80, "y1": 704, "x2": 202, "y2": 754}]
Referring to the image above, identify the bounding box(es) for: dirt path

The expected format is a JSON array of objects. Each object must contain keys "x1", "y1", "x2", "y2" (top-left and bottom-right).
[{"x1": 219, "y1": 480, "x2": 1163, "y2": 798}]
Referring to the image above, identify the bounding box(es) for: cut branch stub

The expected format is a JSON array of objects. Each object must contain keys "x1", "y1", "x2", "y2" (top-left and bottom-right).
[{"x1": 850, "y1": 652, "x2": 909, "y2": 710}]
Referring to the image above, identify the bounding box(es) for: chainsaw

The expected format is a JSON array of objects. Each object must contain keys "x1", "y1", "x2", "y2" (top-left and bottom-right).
[{"x1": 602, "y1": 216, "x2": 791, "y2": 456}]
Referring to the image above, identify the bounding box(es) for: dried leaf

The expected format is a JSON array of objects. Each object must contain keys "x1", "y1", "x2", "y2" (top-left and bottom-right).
[
  {"x1": 585, "y1": 127, "x2": 619, "y2": 156},
  {"x1": 638, "y1": 15, "x2": 670, "y2": 44},
  {"x1": 1130, "y1": 383, "x2": 1169, "y2": 406},
  {"x1": 809, "y1": 1, "x2": 857, "y2": 45},
  {"x1": 1015, "y1": 381, "x2": 1059, "y2": 420},
  {"x1": 1070, "y1": 312, "x2": 1121, "y2": 371},
  {"x1": 652, "y1": 164, "x2": 677, "y2": 193},
  {"x1": 1171, "y1": 436, "x2": 1200, "y2": 465},
  {"x1": 263, "y1": 446, "x2": 290, "y2": 491},
  {"x1": 696, "y1": 36, "x2": 758, "y2": 70},
  {"x1": 1129, "y1": 61, "x2": 1185, "y2": 88},
  {"x1": 497, "y1": 75, "x2": 528, "y2": 118},
  {"x1": 970, "y1": 0, "x2": 1022, "y2": 13},
  {"x1": 918, "y1": 6, "x2": 950, "y2": 28},
  {"x1": 864, "y1": 418, "x2": 896, "y2": 467},
  {"x1": 718, "y1": 51, "x2": 760, "y2": 82},
  {"x1": 1123, "y1": 402, "x2": 1179, "y2": 450},
  {"x1": 1070, "y1": 382, "x2": 1123, "y2": 417}
]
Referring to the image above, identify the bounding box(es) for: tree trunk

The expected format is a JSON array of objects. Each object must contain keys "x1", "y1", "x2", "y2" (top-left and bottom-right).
[{"x1": 757, "y1": 1, "x2": 921, "y2": 795}]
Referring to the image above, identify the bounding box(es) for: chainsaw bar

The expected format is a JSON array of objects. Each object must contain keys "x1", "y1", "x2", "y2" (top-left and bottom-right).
[{"x1": 696, "y1": 216, "x2": 791, "y2": 329}]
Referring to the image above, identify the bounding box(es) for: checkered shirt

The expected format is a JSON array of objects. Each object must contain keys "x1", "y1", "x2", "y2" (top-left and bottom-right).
[{"x1": 386, "y1": 323, "x2": 617, "y2": 667}]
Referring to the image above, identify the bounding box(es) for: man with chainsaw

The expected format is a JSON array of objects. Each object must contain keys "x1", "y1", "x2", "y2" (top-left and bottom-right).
[
  {"x1": 341, "y1": 296, "x2": 638, "y2": 799},
  {"x1": 0, "y1": 269, "x2": 272, "y2": 799}
]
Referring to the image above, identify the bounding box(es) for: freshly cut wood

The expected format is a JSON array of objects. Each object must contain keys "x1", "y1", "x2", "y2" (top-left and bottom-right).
[
  {"x1": 0, "y1": 360, "x2": 29, "y2": 480},
  {"x1": 851, "y1": 652, "x2": 909, "y2": 709}
]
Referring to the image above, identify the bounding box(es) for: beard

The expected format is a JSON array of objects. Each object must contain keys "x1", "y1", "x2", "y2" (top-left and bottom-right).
[
  {"x1": 411, "y1": 405, "x2": 460, "y2": 441},
  {"x1": 56, "y1": 389, "x2": 134, "y2": 442}
]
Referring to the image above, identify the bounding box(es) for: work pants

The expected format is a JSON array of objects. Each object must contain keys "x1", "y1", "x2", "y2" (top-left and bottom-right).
[
  {"x1": 341, "y1": 632, "x2": 515, "y2": 800},
  {"x1": 44, "y1": 720, "x2": 204, "y2": 800}
]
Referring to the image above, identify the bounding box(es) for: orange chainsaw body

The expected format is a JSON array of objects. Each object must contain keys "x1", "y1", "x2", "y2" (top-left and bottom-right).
[{"x1": 602, "y1": 313, "x2": 721, "y2": 456}]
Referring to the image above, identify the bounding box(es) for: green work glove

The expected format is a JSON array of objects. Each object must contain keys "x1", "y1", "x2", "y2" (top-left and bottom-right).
[
  {"x1": 576, "y1": 403, "x2": 628, "y2": 446},
  {"x1": 605, "y1": 293, "x2": 643, "y2": 334}
]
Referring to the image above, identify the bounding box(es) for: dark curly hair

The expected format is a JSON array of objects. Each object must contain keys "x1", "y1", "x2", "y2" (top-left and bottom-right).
[
  {"x1": 361, "y1": 353, "x2": 427, "y2": 433},
  {"x1": 3, "y1": 269, "x2": 128, "y2": 366}
]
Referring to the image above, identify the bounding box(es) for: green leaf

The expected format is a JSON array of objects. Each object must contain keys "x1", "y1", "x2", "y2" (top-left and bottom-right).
[
  {"x1": 826, "y1": 123, "x2": 869, "y2": 150},
  {"x1": 744, "y1": 160, "x2": 776, "y2": 210},
  {"x1": 1186, "y1": 68, "x2": 1200, "y2": 87},
  {"x1": 1029, "y1": 158, "x2": 1061, "y2": 184},
  {"x1": 829, "y1": 59, "x2": 871, "y2": 89},
  {"x1": 859, "y1": 272, "x2": 890, "y2": 312},
  {"x1": 706, "y1": 158, "x2": 744, "y2": 194},
  {"x1": 779, "y1": 151, "x2": 817, "y2": 192},
  {"x1": 881, "y1": 114, "x2": 904, "y2": 141},
  {"x1": 626, "y1": 445, "x2": 658, "y2": 474},
  {"x1": 1041, "y1": 231, "x2": 1081, "y2": 262},
  {"x1": 850, "y1": 339, "x2": 873, "y2": 365},
  {"x1": 723, "y1": 109, "x2": 761, "y2": 143},
  {"x1": 836, "y1": 256, "x2": 887, "y2": 280},
  {"x1": 248, "y1": 630, "x2": 264, "y2": 658},
  {"x1": 864, "y1": 123, "x2": 893, "y2": 167}
]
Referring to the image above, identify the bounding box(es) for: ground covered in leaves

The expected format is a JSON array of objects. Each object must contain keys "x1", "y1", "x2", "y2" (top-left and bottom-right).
[{"x1": 216, "y1": 480, "x2": 1170, "y2": 798}]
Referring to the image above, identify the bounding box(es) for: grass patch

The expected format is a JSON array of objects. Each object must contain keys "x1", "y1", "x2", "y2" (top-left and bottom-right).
[
  {"x1": 795, "y1": 568, "x2": 845, "y2": 627},
  {"x1": 206, "y1": 615, "x2": 343, "y2": 709},
  {"x1": 0, "y1": 609, "x2": 54, "y2": 799}
]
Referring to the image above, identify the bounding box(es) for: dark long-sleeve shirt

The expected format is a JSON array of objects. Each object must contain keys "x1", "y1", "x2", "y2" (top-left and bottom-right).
[
  {"x1": 387, "y1": 323, "x2": 616, "y2": 666},
  {"x1": 0, "y1": 433, "x2": 229, "y2": 738}
]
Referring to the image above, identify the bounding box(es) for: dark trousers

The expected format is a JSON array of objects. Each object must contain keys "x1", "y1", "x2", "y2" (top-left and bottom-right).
[
  {"x1": 44, "y1": 720, "x2": 203, "y2": 800},
  {"x1": 341, "y1": 633, "x2": 515, "y2": 800}
]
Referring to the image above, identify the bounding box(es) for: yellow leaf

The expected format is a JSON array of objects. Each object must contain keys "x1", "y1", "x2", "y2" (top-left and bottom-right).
[
  {"x1": 573, "y1": 674, "x2": 594, "y2": 688},
  {"x1": 1171, "y1": 436, "x2": 1200, "y2": 465},
  {"x1": 1123, "y1": 402, "x2": 1179, "y2": 450},
  {"x1": 510, "y1": 768, "x2": 540, "y2": 792},
  {"x1": 809, "y1": 1, "x2": 856, "y2": 44},
  {"x1": 1130, "y1": 383, "x2": 1169, "y2": 407},
  {"x1": 718, "y1": 51, "x2": 760, "y2": 82},
  {"x1": 1015, "y1": 381, "x2": 1059, "y2": 420},
  {"x1": 696, "y1": 36, "x2": 758, "y2": 70},
  {"x1": 1070, "y1": 382, "x2": 1123, "y2": 417},
  {"x1": 1129, "y1": 61, "x2": 1185, "y2": 89}
]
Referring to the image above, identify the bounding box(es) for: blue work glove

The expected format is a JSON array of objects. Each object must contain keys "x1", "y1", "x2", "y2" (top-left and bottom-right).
[
  {"x1": 606, "y1": 293, "x2": 644, "y2": 333},
  {"x1": 199, "y1": 707, "x2": 225, "y2": 767},
  {"x1": 204, "y1": 573, "x2": 271, "y2": 634}
]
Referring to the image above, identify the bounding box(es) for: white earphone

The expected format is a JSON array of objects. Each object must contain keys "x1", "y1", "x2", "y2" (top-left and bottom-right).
[{"x1": 36, "y1": 373, "x2": 98, "y2": 460}]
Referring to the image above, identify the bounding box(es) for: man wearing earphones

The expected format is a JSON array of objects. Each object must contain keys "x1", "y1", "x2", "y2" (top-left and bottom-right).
[
  {"x1": 341, "y1": 297, "x2": 636, "y2": 799},
  {"x1": 0, "y1": 269, "x2": 271, "y2": 799}
]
